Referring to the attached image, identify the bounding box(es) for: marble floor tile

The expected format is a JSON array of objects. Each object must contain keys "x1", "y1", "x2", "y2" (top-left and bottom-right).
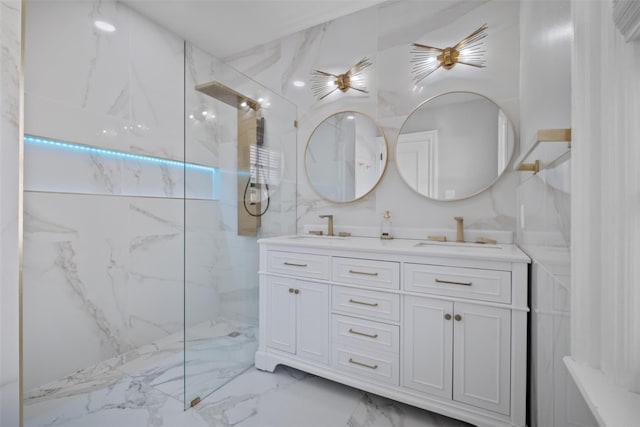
[
  {"x1": 194, "y1": 366, "x2": 364, "y2": 427},
  {"x1": 346, "y1": 392, "x2": 474, "y2": 427},
  {"x1": 25, "y1": 373, "x2": 209, "y2": 427},
  {"x1": 25, "y1": 321, "x2": 476, "y2": 427}
]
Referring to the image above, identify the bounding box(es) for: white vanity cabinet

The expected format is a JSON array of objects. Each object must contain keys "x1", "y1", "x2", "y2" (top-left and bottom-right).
[
  {"x1": 256, "y1": 236, "x2": 530, "y2": 427},
  {"x1": 264, "y1": 251, "x2": 330, "y2": 365},
  {"x1": 403, "y1": 296, "x2": 511, "y2": 414}
]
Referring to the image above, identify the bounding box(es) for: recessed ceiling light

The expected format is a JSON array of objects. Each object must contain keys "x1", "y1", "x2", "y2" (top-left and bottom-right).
[
  {"x1": 94, "y1": 20, "x2": 116, "y2": 33},
  {"x1": 293, "y1": 81, "x2": 306, "y2": 87}
]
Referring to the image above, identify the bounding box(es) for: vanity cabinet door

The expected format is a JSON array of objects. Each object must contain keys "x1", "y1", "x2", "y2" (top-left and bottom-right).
[
  {"x1": 265, "y1": 276, "x2": 329, "y2": 365},
  {"x1": 266, "y1": 276, "x2": 297, "y2": 354},
  {"x1": 296, "y1": 280, "x2": 330, "y2": 364},
  {"x1": 402, "y1": 296, "x2": 453, "y2": 399},
  {"x1": 453, "y1": 302, "x2": 511, "y2": 415}
]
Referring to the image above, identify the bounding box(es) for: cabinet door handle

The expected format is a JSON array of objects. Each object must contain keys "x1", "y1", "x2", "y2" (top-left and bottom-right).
[
  {"x1": 294, "y1": 289, "x2": 300, "y2": 294},
  {"x1": 435, "y1": 278, "x2": 472, "y2": 286},
  {"x1": 348, "y1": 269, "x2": 379, "y2": 276},
  {"x1": 444, "y1": 313, "x2": 452, "y2": 320},
  {"x1": 348, "y1": 328, "x2": 378, "y2": 339},
  {"x1": 348, "y1": 299, "x2": 379, "y2": 307},
  {"x1": 454, "y1": 314, "x2": 462, "y2": 321},
  {"x1": 289, "y1": 288, "x2": 294, "y2": 293},
  {"x1": 284, "y1": 262, "x2": 307, "y2": 267},
  {"x1": 349, "y1": 358, "x2": 378, "y2": 370}
]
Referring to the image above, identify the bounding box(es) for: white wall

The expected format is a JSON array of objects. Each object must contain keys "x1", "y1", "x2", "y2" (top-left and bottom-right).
[
  {"x1": 0, "y1": 0, "x2": 22, "y2": 425},
  {"x1": 226, "y1": 0, "x2": 521, "y2": 236}
]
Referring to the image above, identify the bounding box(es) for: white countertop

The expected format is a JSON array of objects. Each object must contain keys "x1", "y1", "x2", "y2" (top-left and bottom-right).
[{"x1": 258, "y1": 235, "x2": 531, "y2": 264}]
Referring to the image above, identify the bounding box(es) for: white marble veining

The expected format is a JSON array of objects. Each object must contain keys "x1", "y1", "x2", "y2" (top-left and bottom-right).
[
  {"x1": 226, "y1": 0, "x2": 521, "y2": 237},
  {"x1": 0, "y1": 0, "x2": 22, "y2": 424},
  {"x1": 24, "y1": 320, "x2": 470, "y2": 427},
  {"x1": 23, "y1": 0, "x2": 297, "y2": 408}
]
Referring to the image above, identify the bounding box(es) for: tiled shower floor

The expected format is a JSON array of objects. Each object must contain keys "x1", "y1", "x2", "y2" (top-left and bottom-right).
[{"x1": 24, "y1": 321, "x2": 473, "y2": 427}]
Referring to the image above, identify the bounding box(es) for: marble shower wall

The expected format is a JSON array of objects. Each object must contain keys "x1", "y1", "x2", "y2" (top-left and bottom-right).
[
  {"x1": 225, "y1": 0, "x2": 521, "y2": 235},
  {"x1": 22, "y1": 0, "x2": 194, "y2": 390},
  {"x1": 22, "y1": 0, "x2": 296, "y2": 390}
]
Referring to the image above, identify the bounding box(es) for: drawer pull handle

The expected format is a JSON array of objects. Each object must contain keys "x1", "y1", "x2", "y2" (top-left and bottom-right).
[
  {"x1": 349, "y1": 358, "x2": 378, "y2": 370},
  {"x1": 348, "y1": 269, "x2": 379, "y2": 276},
  {"x1": 284, "y1": 262, "x2": 307, "y2": 267},
  {"x1": 348, "y1": 299, "x2": 379, "y2": 307},
  {"x1": 348, "y1": 328, "x2": 378, "y2": 339},
  {"x1": 435, "y1": 278, "x2": 472, "y2": 286}
]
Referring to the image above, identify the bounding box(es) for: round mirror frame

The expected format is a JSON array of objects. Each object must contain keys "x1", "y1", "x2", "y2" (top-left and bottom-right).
[
  {"x1": 304, "y1": 111, "x2": 389, "y2": 203},
  {"x1": 395, "y1": 91, "x2": 516, "y2": 202}
]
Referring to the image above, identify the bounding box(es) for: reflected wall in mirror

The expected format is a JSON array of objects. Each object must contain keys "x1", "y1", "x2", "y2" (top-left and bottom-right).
[
  {"x1": 396, "y1": 91, "x2": 514, "y2": 201},
  {"x1": 305, "y1": 111, "x2": 388, "y2": 203}
]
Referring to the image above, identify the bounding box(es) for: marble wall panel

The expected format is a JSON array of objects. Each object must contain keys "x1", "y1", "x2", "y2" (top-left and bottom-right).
[
  {"x1": 226, "y1": 1, "x2": 521, "y2": 236},
  {"x1": 0, "y1": 0, "x2": 22, "y2": 424},
  {"x1": 23, "y1": 192, "x2": 132, "y2": 389},
  {"x1": 24, "y1": 1, "x2": 183, "y2": 160}
]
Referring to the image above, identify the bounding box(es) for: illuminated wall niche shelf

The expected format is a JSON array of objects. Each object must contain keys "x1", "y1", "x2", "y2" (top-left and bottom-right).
[
  {"x1": 514, "y1": 128, "x2": 572, "y2": 174},
  {"x1": 24, "y1": 135, "x2": 218, "y2": 200}
]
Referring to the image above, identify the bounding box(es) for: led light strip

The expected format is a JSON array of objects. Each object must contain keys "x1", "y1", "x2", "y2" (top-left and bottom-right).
[{"x1": 24, "y1": 135, "x2": 216, "y2": 173}]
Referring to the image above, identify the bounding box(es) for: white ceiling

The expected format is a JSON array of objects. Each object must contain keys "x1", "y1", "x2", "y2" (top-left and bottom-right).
[{"x1": 121, "y1": 0, "x2": 387, "y2": 58}]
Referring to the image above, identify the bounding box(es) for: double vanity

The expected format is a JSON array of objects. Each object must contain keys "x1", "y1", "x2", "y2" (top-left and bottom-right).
[{"x1": 255, "y1": 235, "x2": 530, "y2": 427}]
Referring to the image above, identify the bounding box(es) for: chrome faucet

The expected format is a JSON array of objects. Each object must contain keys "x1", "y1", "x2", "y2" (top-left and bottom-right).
[
  {"x1": 319, "y1": 214, "x2": 334, "y2": 236},
  {"x1": 454, "y1": 216, "x2": 464, "y2": 243}
]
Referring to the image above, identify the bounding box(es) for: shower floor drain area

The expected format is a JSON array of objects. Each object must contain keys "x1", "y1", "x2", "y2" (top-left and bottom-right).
[{"x1": 227, "y1": 331, "x2": 241, "y2": 337}]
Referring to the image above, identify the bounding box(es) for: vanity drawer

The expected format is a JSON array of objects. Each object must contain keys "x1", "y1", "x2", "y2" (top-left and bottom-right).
[
  {"x1": 333, "y1": 347, "x2": 399, "y2": 386},
  {"x1": 332, "y1": 257, "x2": 400, "y2": 290},
  {"x1": 332, "y1": 286, "x2": 400, "y2": 322},
  {"x1": 267, "y1": 251, "x2": 329, "y2": 280},
  {"x1": 332, "y1": 314, "x2": 399, "y2": 355},
  {"x1": 404, "y1": 263, "x2": 511, "y2": 303}
]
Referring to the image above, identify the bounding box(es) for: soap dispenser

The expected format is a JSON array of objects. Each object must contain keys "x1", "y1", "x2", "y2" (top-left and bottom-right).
[{"x1": 380, "y1": 210, "x2": 393, "y2": 240}]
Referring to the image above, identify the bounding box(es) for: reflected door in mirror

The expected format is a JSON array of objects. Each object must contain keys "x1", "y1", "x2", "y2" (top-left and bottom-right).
[{"x1": 396, "y1": 92, "x2": 514, "y2": 201}]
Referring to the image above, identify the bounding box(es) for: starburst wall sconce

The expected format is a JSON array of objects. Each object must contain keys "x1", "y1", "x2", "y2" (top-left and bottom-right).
[
  {"x1": 310, "y1": 57, "x2": 372, "y2": 100},
  {"x1": 411, "y1": 24, "x2": 488, "y2": 85}
]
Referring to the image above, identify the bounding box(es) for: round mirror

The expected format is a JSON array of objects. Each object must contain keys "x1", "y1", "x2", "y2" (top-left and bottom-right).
[
  {"x1": 396, "y1": 92, "x2": 515, "y2": 201},
  {"x1": 305, "y1": 111, "x2": 388, "y2": 203}
]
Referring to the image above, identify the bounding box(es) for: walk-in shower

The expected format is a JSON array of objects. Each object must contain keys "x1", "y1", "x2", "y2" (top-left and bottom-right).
[{"x1": 21, "y1": 1, "x2": 296, "y2": 422}]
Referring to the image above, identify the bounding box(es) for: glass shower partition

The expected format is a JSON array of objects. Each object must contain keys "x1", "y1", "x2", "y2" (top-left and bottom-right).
[{"x1": 183, "y1": 42, "x2": 297, "y2": 408}]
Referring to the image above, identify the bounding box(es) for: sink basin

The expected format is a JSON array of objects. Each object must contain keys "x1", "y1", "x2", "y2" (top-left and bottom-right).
[
  {"x1": 414, "y1": 241, "x2": 502, "y2": 249},
  {"x1": 289, "y1": 235, "x2": 350, "y2": 241}
]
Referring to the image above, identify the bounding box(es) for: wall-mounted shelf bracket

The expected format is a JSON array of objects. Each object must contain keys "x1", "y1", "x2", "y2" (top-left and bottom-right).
[
  {"x1": 514, "y1": 128, "x2": 571, "y2": 174},
  {"x1": 517, "y1": 160, "x2": 540, "y2": 174}
]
